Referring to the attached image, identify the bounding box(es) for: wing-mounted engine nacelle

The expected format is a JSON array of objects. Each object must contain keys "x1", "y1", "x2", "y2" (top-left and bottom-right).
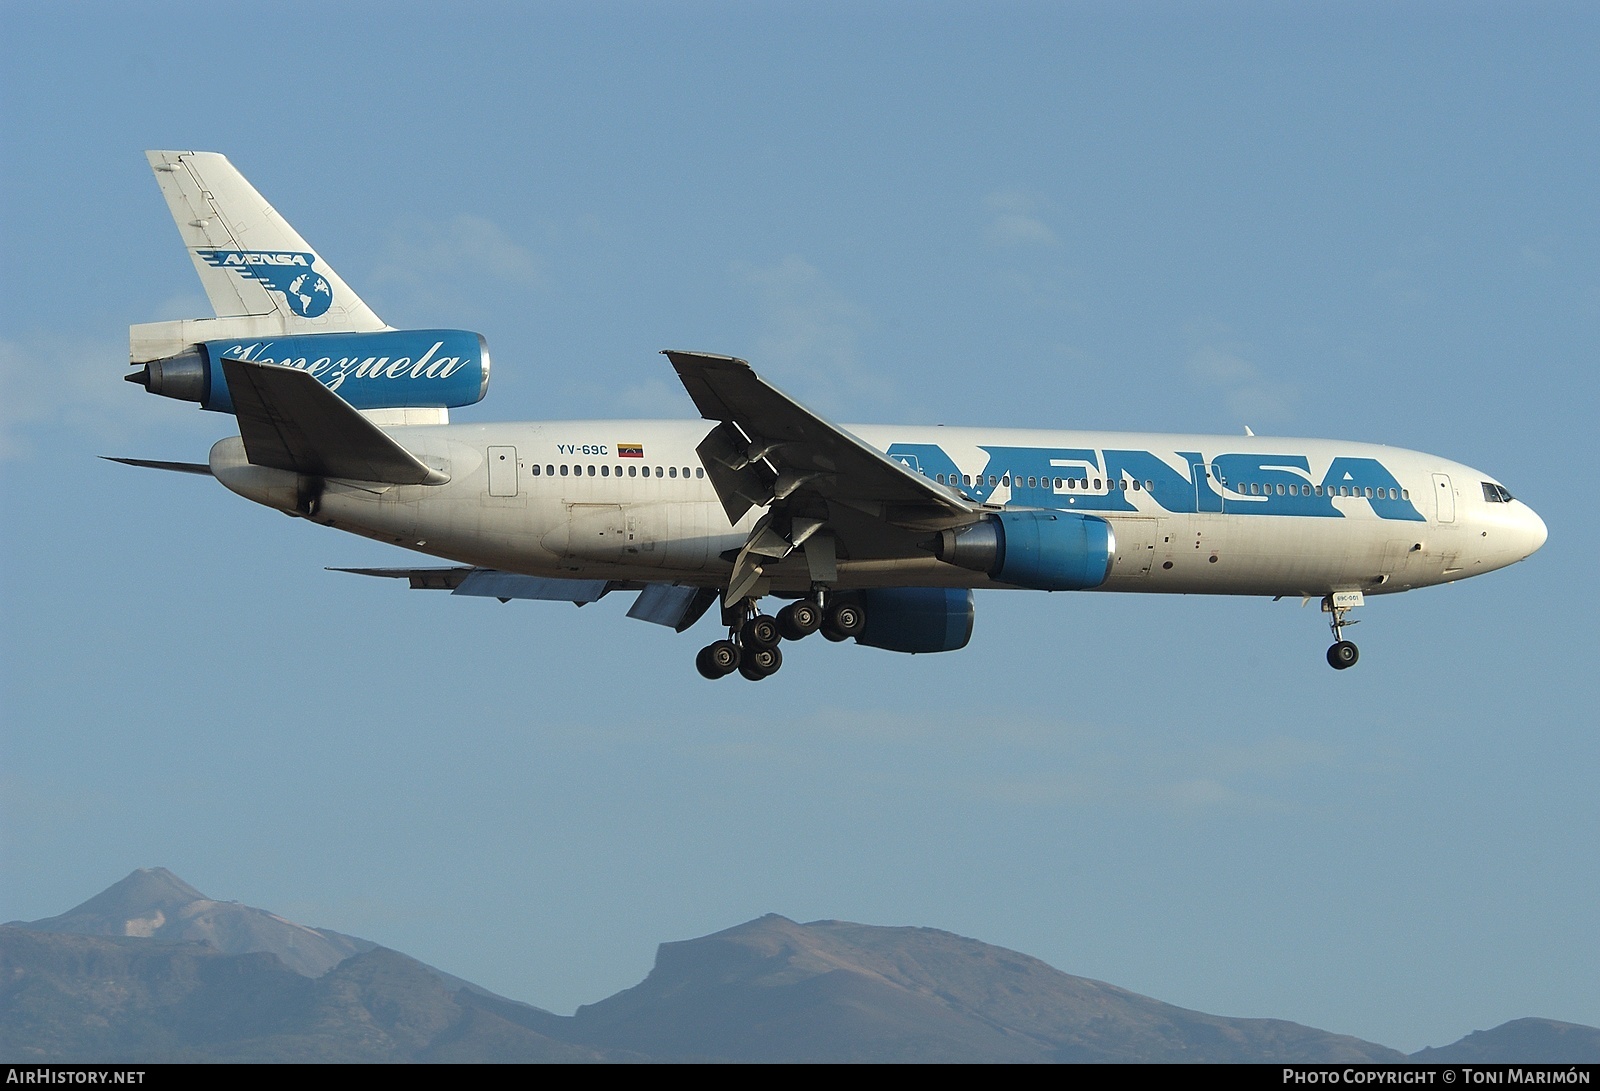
[
  {"x1": 850, "y1": 588, "x2": 975, "y2": 654},
  {"x1": 936, "y1": 510, "x2": 1115, "y2": 591},
  {"x1": 126, "y1": 328, "x2": 491, "y2": 414}
]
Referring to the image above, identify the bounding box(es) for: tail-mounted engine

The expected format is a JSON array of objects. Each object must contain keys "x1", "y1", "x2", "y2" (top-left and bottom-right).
[{"x1": 126, "y1": 328, "x2": 490, "y2": 414}]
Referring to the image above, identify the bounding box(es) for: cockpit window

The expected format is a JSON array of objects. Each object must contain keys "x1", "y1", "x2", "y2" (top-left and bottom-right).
[{"x1": 1482, "y1": 482, "x2": 1514, "y2": 503}]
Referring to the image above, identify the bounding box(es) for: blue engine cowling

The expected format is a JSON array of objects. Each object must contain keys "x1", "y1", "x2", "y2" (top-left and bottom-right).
[
  {"x1": 852, "y1": 587, "x2": 975, "y2": 654},
  {"x1": 128, "y1": 329, "x2": 490, "y2": 414},
  {"x1": 935, "y1": 510, "x2": 1115, "y2": 591}
]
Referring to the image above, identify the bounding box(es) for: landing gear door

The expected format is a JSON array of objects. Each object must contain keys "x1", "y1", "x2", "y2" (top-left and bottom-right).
[
  {"x1": 1113, "y1": 517, "x2": 1160, "y2": 578},
  {"x1": 1431, "y1": 473, "x2": 1455, "y2": 524}
]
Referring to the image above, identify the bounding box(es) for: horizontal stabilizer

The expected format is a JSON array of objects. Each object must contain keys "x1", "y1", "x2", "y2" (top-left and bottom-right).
[
  {"x1": 224, "y1": 358, "x2": 448, "y2": 485},
  {"x1": 101, "y1": 456, "x2": 213, "y2": 477}
]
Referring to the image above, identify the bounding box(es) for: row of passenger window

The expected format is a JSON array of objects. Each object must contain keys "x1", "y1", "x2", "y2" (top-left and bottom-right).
[
  {"x1": 933, "y1": 473, "x2": 1148, "y2": 490},
  {"x1": 929, "y1": 471, "x2": 1406, "y2": 501},
  {"x1": 1231, "y1": 482, "x2": 1407, "y2": 500},
  {"x1": 529, "y1": 463, "x2": 705, "y2": 480}
]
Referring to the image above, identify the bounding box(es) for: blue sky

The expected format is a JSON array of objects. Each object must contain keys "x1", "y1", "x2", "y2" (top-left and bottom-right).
[{"x1": 2, "y1": 2, "x2": 1595, "y2": 1052}]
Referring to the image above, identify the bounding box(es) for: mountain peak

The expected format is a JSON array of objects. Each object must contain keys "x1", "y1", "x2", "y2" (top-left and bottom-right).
[
  {"x1": 573, "y1": 915, "x2": 1408, "y2": 1062},
  {"x1": 12, "y1": 867, "x2": 371, "y2": 977},
  {"x1": 1412, "y1": 1019, "x2": 1600, "y2": 1063},
  {"x1": 20, "y1": 868, "x2": 210, "y2": 938}
]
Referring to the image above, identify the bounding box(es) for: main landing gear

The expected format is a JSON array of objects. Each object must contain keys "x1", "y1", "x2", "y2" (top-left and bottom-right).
[
  {"x1": 1322, "y1": 591, "x2": 1362, "y2": 670},
  {"x1": 695, "y1": 591, "x2": 865, "y2": 680}
]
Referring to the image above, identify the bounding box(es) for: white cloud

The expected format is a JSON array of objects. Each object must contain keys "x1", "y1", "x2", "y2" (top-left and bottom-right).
[
  {"x1": 983, "y1": 190, "x2": 1058, "y2": 248},
  {"x1": 733, "y1": 255, "x2": 890, "y2": 415},
  {"x1": 367, "y1": 214, "x2": 545, "y2": 326},
  {"x1": 0, "y1": 334, "x2": 189, "y2": 461},
  {"x1": 1371, "y1": 238, "x2": 1437, "y2": 308},
  {"x1": 152, "y1": 292, "x2": 211, "y2": 322},
  {"x1": 374, "y1": 214, "x2": 544, "y2": 292},
  {"x1": 955, "y1": 730, "x2": 1342, "y2": 814},
  {"x1": 1185, "y1": 339, "x2": 1297, "y2": 425},
  {"x1": 1187, "y1": 346, "x2": 1259, "y2": 387},
  {"x1": 693, "y1": 705, "x2": 1343, "y2": 815},
  {"x1": 611, "y1": 377, "x2": 683, "y2": 418}
]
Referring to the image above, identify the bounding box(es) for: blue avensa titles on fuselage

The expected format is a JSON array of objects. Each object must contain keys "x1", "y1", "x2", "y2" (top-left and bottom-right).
[{"x1": 885, "y1": 443, "x2": 1425, "y2": 521}]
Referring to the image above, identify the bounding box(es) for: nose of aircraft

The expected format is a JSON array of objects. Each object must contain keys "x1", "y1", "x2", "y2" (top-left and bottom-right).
[
  {"x1": 1523, "y1": 502, "x2": 1548, "y2": 553},
  {"x1": 1519, "y1": 502, "x2": 1549, "y2": 558}
]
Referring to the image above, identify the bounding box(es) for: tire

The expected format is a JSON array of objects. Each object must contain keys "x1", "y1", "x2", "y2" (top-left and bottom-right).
[
  {"x1": 698, "y1": 639, "x2": 741, "y2": 678},
  {"x1": 824, "y1": 601, "x2": 866, "y2": 639},
  {"x1": 777, "y1": 600, "x2": 822, "y2": 640},
  {"x1": 1326, "y1": 641, "x2": 1359, "y2": 670},
  {"x1": 742, "y1": 614, "x2": 781, "y2": 649},
  {"x1": 739, "y1": 644, "x2": 782, "y2": 680}
]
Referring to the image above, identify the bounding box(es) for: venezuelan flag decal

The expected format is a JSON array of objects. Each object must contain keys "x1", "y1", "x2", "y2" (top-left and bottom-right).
[{"x1": 618, "y1": 443, "x2": 644, "y2": 458}]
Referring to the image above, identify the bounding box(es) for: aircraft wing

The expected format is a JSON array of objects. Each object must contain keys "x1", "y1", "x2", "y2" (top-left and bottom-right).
[
  {"x1": 666, "y1": 350, "x2": 984, "y2": 603},
  {"x1": 665, "y1": 350, "x2": 978, "y2": 530}
]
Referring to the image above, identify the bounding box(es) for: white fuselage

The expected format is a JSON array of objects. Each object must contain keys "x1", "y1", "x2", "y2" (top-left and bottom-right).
[{"x1": 209, "y1": 419, "x2": 1547, "y2": 602}]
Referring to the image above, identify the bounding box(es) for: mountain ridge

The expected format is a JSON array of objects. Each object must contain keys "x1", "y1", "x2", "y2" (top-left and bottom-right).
[{"x1": 5, "y1": 870, "x2": 1594, "y2": 1063}]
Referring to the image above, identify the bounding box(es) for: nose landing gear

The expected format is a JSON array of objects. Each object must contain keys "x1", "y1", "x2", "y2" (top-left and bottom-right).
[{"x1": 1322, "y1": 591, "x2": 1363, "y2": 670}]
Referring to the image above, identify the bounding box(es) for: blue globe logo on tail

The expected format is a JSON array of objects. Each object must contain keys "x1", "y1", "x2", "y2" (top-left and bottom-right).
[
  {"x1": 280, "y1": 269, "x2": 332, "y2": 317},
  {"x1": 198, "y1": 250, "x2": 333, "y2": 318}
]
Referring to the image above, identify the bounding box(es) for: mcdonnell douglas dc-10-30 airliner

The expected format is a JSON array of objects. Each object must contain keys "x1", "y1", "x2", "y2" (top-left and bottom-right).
[{"x1": 117, "y1": 151, "x2": 1546, "y2": 679}]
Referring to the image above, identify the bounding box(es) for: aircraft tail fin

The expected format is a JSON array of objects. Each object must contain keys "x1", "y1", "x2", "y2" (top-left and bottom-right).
[{"x1": 145, "y1": 151, "x2": 386, "y2": 333}]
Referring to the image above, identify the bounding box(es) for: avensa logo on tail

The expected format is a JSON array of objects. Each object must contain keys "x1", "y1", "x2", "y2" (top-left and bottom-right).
[
  {"x1": 197, "y1": 250, "x2": 332, "y2": 317},
  {"x1": 128, "y1": 151, "x2": 490, "y2": 416}
]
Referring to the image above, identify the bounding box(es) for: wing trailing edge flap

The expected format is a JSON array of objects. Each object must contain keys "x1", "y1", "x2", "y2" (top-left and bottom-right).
[
  {"x1": 333, "y1": 567, "x2": 714, "y2": 627},
  {"x1": 626, "y1": 583, "x2": 719, "y2": 632},
  {"x1": 332, "y1": 566, "x2": 614, "y2": 603},
  {"x1": 222, "y1": 357, "x2": 449, "y2": 486}
]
